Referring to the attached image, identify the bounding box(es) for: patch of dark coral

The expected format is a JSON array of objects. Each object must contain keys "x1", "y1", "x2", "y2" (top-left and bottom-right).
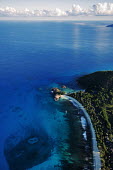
[{"x1": 4, "y1": 129, "x2": 54, "y2": 170}]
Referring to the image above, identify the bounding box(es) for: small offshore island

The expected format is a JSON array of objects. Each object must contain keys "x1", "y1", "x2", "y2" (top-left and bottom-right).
[
  {"x1": 106, "y1": 24, "x2": 113, "y2": 27},
  {"x1": 52, "y1": 71, "x2": 113, "y2": 170}
]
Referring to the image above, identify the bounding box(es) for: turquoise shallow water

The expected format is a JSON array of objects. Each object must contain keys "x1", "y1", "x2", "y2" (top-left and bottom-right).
[{"x1": 0, "y1": 21, "x2": 113, "y2": 169}]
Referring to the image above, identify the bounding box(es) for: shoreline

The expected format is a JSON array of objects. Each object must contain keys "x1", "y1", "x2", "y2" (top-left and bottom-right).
[
  {"x1": 61, "y1": 95, "x2": 101, "y2": 170},
  {"x1": 57, "y1": 96, "x2": 93, "y2": 169}
]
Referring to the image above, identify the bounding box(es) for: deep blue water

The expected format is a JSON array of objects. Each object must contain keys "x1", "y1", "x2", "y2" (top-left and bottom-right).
[{"x1": 0, "y1": 20, "x2": 113, "y2": 169}]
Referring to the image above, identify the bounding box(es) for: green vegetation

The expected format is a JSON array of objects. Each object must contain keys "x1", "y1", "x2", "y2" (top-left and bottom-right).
[
  {"x1": 69, "y1": 71, "x2": 113, "y2": 170},
  {"x1": 77, "y1": 70, "x2": 113, "y2": 92}
]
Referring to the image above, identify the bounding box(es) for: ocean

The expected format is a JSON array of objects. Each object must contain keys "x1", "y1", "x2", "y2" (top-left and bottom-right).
[{"x1": 0, "y1": 20, "x2": 113, "y2": 170}]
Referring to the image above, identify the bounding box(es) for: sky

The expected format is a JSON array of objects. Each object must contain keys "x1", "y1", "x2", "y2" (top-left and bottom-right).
[
  {"x1": 0, "y1": 0, "x2": 113, "y2": 9},
  {"x1": 0, "y1": 0, "x2": 113, "y2": 19}
]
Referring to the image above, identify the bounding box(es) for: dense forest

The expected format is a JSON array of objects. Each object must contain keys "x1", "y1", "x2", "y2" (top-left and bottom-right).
[{"x1": 69, "y1": 71, "x2": 113, "y2": 170}]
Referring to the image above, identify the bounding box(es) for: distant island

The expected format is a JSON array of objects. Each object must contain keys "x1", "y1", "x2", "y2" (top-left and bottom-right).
[
  {"x1": 69, "y1": 71, "x2": 113, "y2": 170},
  {"x1": 106, "y1": 24, "x2": 113, "y2": 27}
]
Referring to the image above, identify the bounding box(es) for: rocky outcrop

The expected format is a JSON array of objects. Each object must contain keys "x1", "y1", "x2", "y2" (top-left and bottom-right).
[
  {"x1": 51, "y1": 87, "x2": 66, "y2": 101},
  {"x1": 51, "y1": 88, "x2": 61, "y2": 94},
  {"x1": 61, "y1": 85, "x2": 67, "y2": 89},
  {"x1": 54, "y1": 94, "x2": 61, "y2": 101}
]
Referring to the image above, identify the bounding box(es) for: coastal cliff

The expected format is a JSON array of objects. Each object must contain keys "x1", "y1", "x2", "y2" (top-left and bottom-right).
[{"x1": 69, "y1": 71, "x2": 113, "y2": 170}]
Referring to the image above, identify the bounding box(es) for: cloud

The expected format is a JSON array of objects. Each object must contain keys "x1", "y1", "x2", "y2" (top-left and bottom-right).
[
  {"x1": 0, "y1": 7, "x2": 67, "y2": 17},
  {"x1": 0, "y1": 3, "x2": 113, "y2": 17},
  {"x1": 33, "y1": 8, "x2": 67, "y2": 17},
  {"x1": 67, "y1": 4, "x2": 90, "y2": 16},
  {"x1": 93, "y1": 3, "x2": 113, "y2": 15}
]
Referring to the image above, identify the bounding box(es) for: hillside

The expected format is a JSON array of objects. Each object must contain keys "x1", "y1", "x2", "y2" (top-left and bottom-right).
[
  {"x1": 77, "y1": 71, "x2": 113, "y2": 92},
  {"x1": 69, "y1": 71, "x2": 113, "y2": 170}
]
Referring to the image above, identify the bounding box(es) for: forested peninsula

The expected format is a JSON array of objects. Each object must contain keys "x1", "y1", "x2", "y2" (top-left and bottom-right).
[{"x1": 69, "y1": 71, "x2": 113, "y2": 170}]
